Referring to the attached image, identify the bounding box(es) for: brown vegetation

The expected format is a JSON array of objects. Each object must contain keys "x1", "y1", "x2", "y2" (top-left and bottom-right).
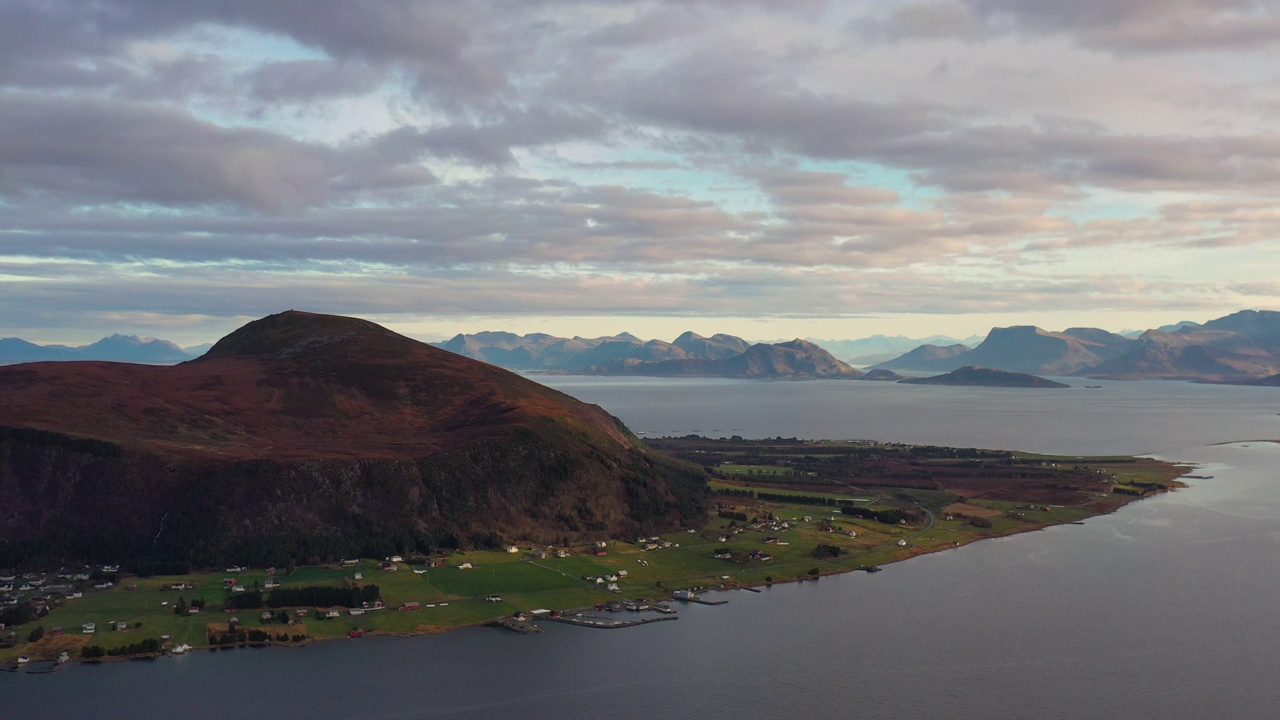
[{"x1": 0, "y1": 311, "x2": 709, "y2": 569}]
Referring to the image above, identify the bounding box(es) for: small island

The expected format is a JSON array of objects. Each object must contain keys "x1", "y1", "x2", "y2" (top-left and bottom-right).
[{"x1": 899, "y1": 365, "x2": 1070, "y2": 388}]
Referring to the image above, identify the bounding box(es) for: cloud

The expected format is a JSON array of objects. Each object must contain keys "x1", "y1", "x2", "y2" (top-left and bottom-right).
[
  {"x1": 0, "y1": 94, "x2": 333, "y2": 212},
  {"x1": 0, "y1": 93, "x2": 442, "y2": 213},
  {"x1": 2, "y1": 0, "x2": 1279, "y2": 336},
  {"x1": 249, "y1": 60, "x2": 386, "y2": 103},
  {"x1": 860, "y1": 0, "x2": 1280, "y2": 52}
]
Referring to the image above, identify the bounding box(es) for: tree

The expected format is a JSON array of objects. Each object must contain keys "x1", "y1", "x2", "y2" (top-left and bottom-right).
[
  {"x1": 811, "y1": 544, "x2": 842, "y2": 559},
  {"x1": 27, "y1": 625, "x2": 44, "y2": 643}
]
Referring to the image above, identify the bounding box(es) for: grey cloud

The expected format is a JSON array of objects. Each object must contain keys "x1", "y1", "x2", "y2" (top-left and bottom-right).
[
  {"x1": 0, "y1": 94, "x2": 436, "y2": 213},
  {"x1": 854, "y1": 2, "x2": 980, "y2": 41},
  {"x1": 862, "y1": 0, "x2": 1280, "y2": 52},
  {"x1": 2, "y1": 0, "x2": 1277, "y2": 333},
  {"x1": 249, "y1": 60, "x2": 386, "y2": 103},
  {"x1": 749, "y1": 168, "x2": 901, "y2": 207},
  {"x1": 564, "y1": 43, "x2": 953, "y2": 158},
  {"x1": 0, "y1": 1, "x2": 509, "y2": 105},
  {"x1": 414, "y1": 106, "x2": 609, "y2": 165}
]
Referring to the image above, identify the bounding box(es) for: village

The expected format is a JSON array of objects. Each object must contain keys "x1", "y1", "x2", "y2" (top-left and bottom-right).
[{"x1": 2, "y1": 446, "x2": 1182, "y2": 670}]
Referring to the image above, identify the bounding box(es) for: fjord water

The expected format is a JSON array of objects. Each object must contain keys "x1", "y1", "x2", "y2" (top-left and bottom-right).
[{"x1": 5, "y1": 378, "x2": 1280, "y2": 719}]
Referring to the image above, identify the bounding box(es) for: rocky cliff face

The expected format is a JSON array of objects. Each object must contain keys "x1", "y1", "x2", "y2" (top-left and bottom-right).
[{"x1": 0, "y1": 311, "x2": 707, "y2": 569}]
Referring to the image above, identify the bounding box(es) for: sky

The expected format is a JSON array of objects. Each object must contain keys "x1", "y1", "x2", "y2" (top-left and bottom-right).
[{"x1": 3, "y1": 0, "x2": 1280, "y2": 346}]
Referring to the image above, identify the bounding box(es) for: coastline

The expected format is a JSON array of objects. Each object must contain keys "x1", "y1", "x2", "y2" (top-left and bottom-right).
[{"x1": 1, "y1": 453, "x2": 1189, "y2": 668}]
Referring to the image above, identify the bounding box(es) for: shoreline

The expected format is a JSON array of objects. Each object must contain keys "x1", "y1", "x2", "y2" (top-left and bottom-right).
[{"x1": 2, "y1": 454, "x2": 1190, "y2": 669}]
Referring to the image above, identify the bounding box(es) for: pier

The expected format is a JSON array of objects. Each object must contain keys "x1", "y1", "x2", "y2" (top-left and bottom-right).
[
  {"x1": 545, "y1": 613, "x2": 678, "y2": 629},
  {"x1": 493, "y1": 616, "x2": 543, "y2": 634},
  {"x1": 671, "y1": 588, "x2": 730, "y2": 605}
]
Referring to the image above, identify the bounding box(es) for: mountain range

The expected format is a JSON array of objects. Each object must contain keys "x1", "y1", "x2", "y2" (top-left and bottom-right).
[
  {"x1": 439, "y1": 331, "x2": 865, "y2": 379},
  {"x1": 0, "y1": 335, "x2": 206, "y2": 365},
  {"x1": 585, "y1": 339, "x2": 863, "y2": 378},
  {"x1": 435, "y1": 330, "x2": 751, "y2": 370},
  {"x1": 810, "y1": 334, "x2": 983, "y2": 365},
  {"x1": 877, "y1": 310, "x2": 1280, "y2": 381},
  {"x1": 0, "y1": 311, "x2": 707, "y2": 569},
  {"x1": 8, "y1": 309, "x2": 1280, "y2": 383}
]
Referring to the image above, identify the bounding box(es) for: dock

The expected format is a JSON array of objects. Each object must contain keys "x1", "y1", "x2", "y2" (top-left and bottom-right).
[
  {"x1": 680, "y1": 591, "x2": 732, "y2": 602},
  {"x1": 545, "y1": 613, "x2": 677, "y2": 629},
  {"x1": 493, "y1": 616, "x2": 543, "y2": 634}
]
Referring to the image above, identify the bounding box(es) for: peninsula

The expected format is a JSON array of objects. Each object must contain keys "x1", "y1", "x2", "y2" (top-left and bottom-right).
[
  {"x1": 1, "y1": 436, "x2": 1182, "y2": 666},
  {"x1": 0, "y1": 312, "x2": 1184, "y2": 667}
]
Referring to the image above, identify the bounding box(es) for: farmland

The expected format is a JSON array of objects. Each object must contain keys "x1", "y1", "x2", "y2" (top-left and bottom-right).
[{"x1": 1, "y1": 439, "x2": 1185, "y2": 665}]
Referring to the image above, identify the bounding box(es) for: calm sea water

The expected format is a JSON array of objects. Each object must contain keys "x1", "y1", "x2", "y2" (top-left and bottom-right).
[{"x1": 5, "y1": 377, "x2": 1279, "y2": 719}]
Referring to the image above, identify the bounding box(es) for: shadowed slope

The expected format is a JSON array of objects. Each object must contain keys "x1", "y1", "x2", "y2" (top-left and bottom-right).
[{"x1": 0, "y1": 311, "x2": 707, "y2": 568}]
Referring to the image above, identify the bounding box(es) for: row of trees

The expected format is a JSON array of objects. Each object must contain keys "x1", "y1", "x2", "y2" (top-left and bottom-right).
[
  {"x1": 715, "y1": 487, "x2": 853, "y2": 508},
  {"x1": 840, "y1": 506, "x2": 919, "y2": 524},
  {"x1": 81, "y1": 638, "x2": 162, "y2": 658},
  {"x1": 266, "y1": 584, "x2": 380, "y2": 609}
]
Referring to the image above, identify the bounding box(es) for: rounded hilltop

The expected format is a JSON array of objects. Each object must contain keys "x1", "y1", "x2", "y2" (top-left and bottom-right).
[
  {"x1": 197, "y1": 310, "x2": 419, "y2": 363},
  {"x1": 0, "y1": 311, "x2": 709, "y2": 567}
]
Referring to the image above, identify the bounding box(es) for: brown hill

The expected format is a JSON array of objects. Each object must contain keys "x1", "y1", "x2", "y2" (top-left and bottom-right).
[
  {"x1": 945, "y1": 326, "x2": 1115, "y2": 375},
  {"x1": 878, "y1": 326, "x2": 1132, "y2": 375},
  {"x1": 0, "y1": 311, "x2": 707, "y2": 569},
  {"x1": 1084, "y1": 310, "x2": 1280, "y2": 380}
]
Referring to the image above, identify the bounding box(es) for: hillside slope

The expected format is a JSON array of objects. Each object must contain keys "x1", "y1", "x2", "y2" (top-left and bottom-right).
[
  {"x1": 0, "y1": 311, "x2": 707, "y2": 569},
  {"x1": 1084, "y1": 310, "x2": 1280, "y2": 380}
]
